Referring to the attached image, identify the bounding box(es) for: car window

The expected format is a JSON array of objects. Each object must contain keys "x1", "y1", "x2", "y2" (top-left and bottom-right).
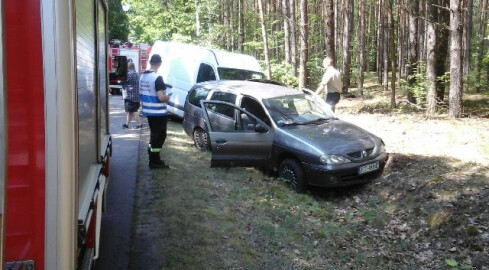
[
  {"x1": 203, "y1": 102, "x2": 260, "y2": 133},
  {"x1": 240, "y1": 96, "x2": 271, "y2": 126},
  {"x1": 203, "y1": 103, "x2": 238, "y2": 132},
  {"x1": 188, "y1": 87, "x2": 210, "y2": 107},
  {"x1": 197, "y1": 63, "x2": 216, "y2": 83},
  {"x1": 210, "y1": 92, "x2": 237, "y2": 104},
  {"x1": 209, "y1": 92, "x2": 237, "y2": 118},
  {"x1": 239, "y1": 112, "x2": 258, "y2": 132}
]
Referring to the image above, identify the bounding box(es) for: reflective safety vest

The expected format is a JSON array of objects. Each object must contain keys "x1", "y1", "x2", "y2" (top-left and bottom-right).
[{"x1": 139, "y1": 71, "x2": 167, "y2": 116}]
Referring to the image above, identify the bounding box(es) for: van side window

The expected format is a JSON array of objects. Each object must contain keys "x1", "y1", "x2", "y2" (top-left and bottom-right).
[
  {"x1": 209, "y1": 92, "x2": 236, "y2": 118},
  {"x1": 240, "y1": 96, "x2": 271, "y2": 126},
  {"x1": 197, "y1": 64, "x2": 216, "y2": 83},
  {"x1": 188, "y1": 87, "x2": 210, "y2": 107}
]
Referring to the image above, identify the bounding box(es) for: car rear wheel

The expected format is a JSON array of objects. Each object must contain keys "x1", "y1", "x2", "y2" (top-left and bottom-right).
[
  {"x1": 193, "y1": 128, "x2": 210, "y2": 151},
  {"x1": 278, "y1": 159, "x2": 307, "y2": 193}
]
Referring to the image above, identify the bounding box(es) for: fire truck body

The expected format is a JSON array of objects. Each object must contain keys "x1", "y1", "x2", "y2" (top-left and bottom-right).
[
  {"x1": 2, "y1": 0, "x2": 117, "y2": 269},
  {"x1": 109, "y1": 44, "x2": 150, "y2": 93}
]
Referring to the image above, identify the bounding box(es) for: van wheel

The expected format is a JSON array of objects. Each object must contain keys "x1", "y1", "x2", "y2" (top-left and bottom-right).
[
  {"x1": 193, "y1": 128, "x2": 210, "y2": 151},
  {"x1": 278, "y1": 159, "x2": 307, "y2": 193}
]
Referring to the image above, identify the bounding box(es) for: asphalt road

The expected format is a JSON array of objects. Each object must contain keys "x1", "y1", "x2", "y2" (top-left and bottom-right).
[{"x1": 95, "y1": 94, "x2": 140, "y2": 270}]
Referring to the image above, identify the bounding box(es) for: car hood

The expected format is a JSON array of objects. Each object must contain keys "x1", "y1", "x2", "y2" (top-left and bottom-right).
[{"x1": 280, "y1": 119, "x2": 380, "y2": 154}]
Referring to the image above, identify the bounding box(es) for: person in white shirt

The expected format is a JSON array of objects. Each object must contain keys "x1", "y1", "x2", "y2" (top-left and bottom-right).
[{"x1": 315, "y1": 57, "x2": 343, "y2": 112}]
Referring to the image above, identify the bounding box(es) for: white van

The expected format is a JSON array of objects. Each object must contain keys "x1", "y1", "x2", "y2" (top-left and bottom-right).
[{"x1": 148, "y1": 41, "x2": 265, "y2": 118}]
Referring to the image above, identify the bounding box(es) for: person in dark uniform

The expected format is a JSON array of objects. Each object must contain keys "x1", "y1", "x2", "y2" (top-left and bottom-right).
[{"x1": 139, "y1": 54, "x2": 172, "y2": 169}]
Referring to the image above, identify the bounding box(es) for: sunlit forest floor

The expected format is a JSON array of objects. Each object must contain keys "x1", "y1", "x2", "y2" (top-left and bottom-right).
[
  {"x1": 341, "y1": 79, "x2": 489, "y2": 118},
  {"x1": 130, "y1": 82, "x2": 489, "y2": 269}
]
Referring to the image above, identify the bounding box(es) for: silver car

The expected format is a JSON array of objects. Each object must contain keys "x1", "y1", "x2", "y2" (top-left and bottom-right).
[{"x1": 182, "y1": 80, "x2": 388, "y2": 192}]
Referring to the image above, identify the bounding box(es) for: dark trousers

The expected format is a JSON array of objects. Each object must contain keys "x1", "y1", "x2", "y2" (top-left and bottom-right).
[
  {"x1": 326, "y1": 92, "x2": 341, "y2": 112},
  {"x1": 147, "y1": 116, "x2": 167, "y2": 150}
]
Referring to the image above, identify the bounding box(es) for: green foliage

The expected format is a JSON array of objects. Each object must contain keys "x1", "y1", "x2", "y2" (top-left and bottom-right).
[
  {"x1": 401, "y1": 62, "x2": 428, "y2": 104},
  {"x1": 269, "y1": 62, "x2": 299, "y2": 88},
  {"x1": 443, "y1": 258, "x2": 472, "y2": 269},
  {"x1": 444, "y1": 258, "x2": 458, "y2": 267},
  {"x1": 108, "y1": 0, "x2": 129, "y2": 41},
  {"x1": 400, "y1": 62, "x2": 450, "y2": 106},
  {"x1": 125, "y1": 0, "x2": 196, "y2": 44},
  {"x1": 306, "y1": 55, "x2": 325, "y2": 90}
]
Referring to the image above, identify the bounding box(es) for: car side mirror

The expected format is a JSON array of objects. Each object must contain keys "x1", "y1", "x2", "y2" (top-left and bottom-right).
[{"x1": 254, "y1": 123, "x2": 268, "y2": 133}]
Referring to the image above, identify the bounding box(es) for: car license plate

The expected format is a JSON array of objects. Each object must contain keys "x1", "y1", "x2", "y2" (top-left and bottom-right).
[{"x1": 358, "y1": 162, "x2": 380, "y2": 174}]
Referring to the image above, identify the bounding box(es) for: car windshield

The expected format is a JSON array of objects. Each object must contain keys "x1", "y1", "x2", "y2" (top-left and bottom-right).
[
  {"x1": 217, "y1": 67, "x2": 265, "y2": 80},
  {"x1": 263, "y1": 94, "x2": 336, "y2": 126}
]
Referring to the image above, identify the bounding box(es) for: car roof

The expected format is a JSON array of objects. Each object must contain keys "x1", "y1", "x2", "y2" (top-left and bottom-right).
[{"x1": 196, "y1": 80, "x2": 301, "y2": 100}]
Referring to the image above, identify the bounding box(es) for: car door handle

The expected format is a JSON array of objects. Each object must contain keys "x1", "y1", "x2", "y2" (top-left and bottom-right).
[{"x1": 215, "y1": 139, "x2": 227, "y2": 144}]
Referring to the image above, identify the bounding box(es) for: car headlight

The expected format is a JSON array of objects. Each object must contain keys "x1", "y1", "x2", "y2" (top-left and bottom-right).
[{"x1": 320, "y1": 155, "x2": 351, "y2": 164}]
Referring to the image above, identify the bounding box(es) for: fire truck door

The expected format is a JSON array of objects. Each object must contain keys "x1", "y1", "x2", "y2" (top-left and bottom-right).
[{"x1": 0, "y1": 0, "x2": 5, "y2": 263}]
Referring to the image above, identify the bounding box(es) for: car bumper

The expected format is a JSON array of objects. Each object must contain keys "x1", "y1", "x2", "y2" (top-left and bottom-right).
[{"x1": 303, "y1": 152, "x2": 388, "y2": 188}]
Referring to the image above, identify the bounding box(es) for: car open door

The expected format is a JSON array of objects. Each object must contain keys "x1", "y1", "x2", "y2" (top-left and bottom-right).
[{"x1": 200, "y1": 100, "x2": 274, "y2": 167}]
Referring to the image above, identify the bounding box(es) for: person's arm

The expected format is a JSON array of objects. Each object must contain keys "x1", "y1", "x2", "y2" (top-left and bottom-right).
[
  {"x1": 315, "y1": 82, "x2": 325, "y2": 95},
  {"x1": 315, "y1": 72, "x2": 328, "y2": 95},
  {"x1": 155, "y1": 76, "x2": 170, "y2": 102}
]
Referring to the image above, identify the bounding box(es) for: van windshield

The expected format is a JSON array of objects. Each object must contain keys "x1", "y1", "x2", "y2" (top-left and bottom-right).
[{"x1": 218, "y1": 67, "x2": 265, "y2": 80}]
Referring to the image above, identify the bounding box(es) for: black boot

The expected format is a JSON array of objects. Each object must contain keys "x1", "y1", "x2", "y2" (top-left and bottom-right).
[{"x1": 148, "y1": 152, "x2": 169, "y2": 169}]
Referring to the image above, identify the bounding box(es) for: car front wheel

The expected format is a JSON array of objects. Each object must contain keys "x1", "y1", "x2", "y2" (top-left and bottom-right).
[
  {"x1": 193, "y1": 128, "x2": 210, "y2": 151},
  {"x1": 278, "y1": 158, "x2": 307, "y2": 193}
]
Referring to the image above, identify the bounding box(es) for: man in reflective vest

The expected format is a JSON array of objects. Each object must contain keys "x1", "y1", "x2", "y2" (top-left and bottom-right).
[{"x1": 139, "y1": 54, "x2": 172, "y2": 169}]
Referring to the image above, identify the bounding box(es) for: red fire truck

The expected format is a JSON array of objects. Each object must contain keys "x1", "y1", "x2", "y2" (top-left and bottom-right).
[
  {"x1": 1, "y1": 0, "x2": 126, "y2": 269},
  {"x1": 108, "y1": 44, "x2": 150, "y2": 94}
]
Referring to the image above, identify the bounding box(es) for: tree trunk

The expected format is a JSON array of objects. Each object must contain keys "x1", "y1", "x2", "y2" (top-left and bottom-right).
[
  {"x1": 324, "y1": 0, "x2": 335, "y2": 65},
  {"x1": 383, "y1": 1, "x2": 389, "y2": 91},
  {"x1": 426, "y1": 0, "x2": 438, "y2": 116},
  {"x1": 475, "y1": 0, "x2": 488, "y2": 92},
  {"x1": 376, "y1": 0, "x2": 384, "y2": 82},
  {"x1": 257, "y1": 0, "x2": 272, "y2": 79},
  {"x1": 388, "y1": 0, "x2": 396, "y2": 108},
  {"x1": 397, "y1": 1, "x2": 404, "y2": 89},
  {"x1": 238, "y1": 0, "x2": 244, "y2": 52},
  {"x1": 358, "y1": 0, "x2": 366, "y2": 96},
  {"x1": 335, "y1": 0, "x2": 341, "y2": 64},
  {"x1": 283, "y1": 0, "x2": 291, "y2": 64},
  {"x1": 299, "y1": 0, "x2": 308, "y2": 88},
  {"x1": 195, "y1": 0, "x2": 201, "y2": 38},
  {"x1": 407, "y1": 0, "x2": 419, "y2": 103},
  {"x1": 223, "y1": 1, "x2": 231, "y2": 51},
  {"x1": 462, "y1": 0, "x2": 473, "y2": 92},
  {"x1": 290, "y1": 0, "x2": 297, "y2": 75},
  {"x1": 436, "y1": 0, "x2": 450, "y2": 101},
  {"x1": 449, "y1": 0, "x2": 463, "y2": 118},
  {"x1": 367, "y1": 2, "x2": 376, "y2": 72},
  {"x1": 342, "y1": 0, "x2": 353, "y2": 93},
  {"x1": 418, "y1": 0, "x2": 426, "y2": 63}
]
